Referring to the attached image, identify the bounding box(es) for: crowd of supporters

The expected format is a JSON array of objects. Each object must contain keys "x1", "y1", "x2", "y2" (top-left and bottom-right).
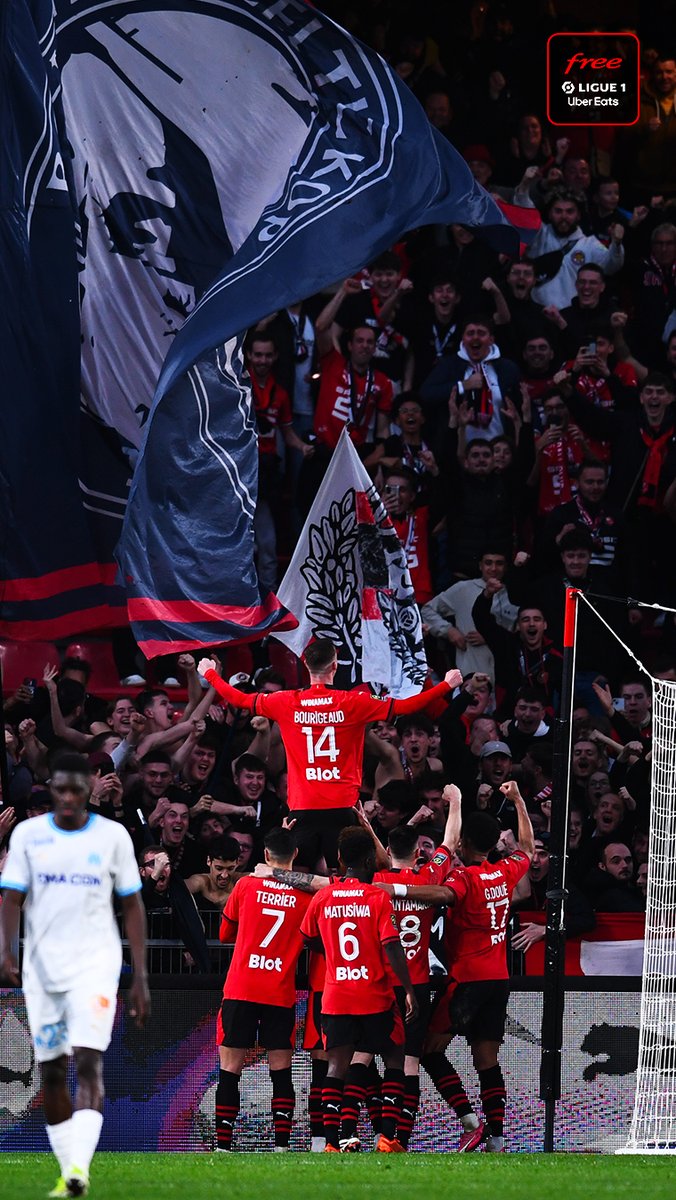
[{"x1": 2, "y1": 3, "x2": 675, "y2": 968}]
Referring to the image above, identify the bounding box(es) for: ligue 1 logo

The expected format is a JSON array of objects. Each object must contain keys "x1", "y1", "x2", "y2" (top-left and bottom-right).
[{"x1": 547, "y1": 33, "x2": 640, "y2": 126}]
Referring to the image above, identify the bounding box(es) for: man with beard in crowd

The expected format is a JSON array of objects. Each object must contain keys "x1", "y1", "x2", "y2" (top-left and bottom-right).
[
  {"x1": 529, "y1": 191, "x2": 624, "y2": 310},
  {"x1": 583, "y1": 840, "x2": 644, "y2": 913}
]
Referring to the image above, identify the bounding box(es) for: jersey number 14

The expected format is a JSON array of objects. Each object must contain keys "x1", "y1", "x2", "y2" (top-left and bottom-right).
[{"x1": 301, "y1": 726, "x2": 339, "y2": 763}]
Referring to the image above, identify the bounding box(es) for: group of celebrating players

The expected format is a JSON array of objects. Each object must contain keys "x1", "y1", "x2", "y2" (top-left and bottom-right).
[{"x1": 200, "y1": 640, "x2": 535, "y2": 1154}]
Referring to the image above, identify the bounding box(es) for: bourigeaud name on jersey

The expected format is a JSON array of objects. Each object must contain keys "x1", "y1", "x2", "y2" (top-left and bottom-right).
[{"x1": 294, "y1": 710, "x2": 345, "y2": 724}]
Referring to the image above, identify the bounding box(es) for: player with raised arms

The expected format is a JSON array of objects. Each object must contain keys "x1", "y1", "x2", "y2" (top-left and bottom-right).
[
  {"x1": 364, "y1": 790, "x2": 461, "y2": 1150},
  {"x1": 198, "y1": 642, "x2": 461, "y2": 869},
  {"x1": 376, "y1": 779, "x2": 534, "y2": 1152},
  {"x1": 258, "y1": 788, "x2": 461, "y2": 1150},
  {"x1": 0, "y1": 752, "x2": 149, "y2": 1198}
]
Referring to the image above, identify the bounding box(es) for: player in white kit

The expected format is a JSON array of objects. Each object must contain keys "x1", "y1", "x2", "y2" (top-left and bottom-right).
[{"x1": 0, "y1": 753, "x2": 149, "y2": 1198}]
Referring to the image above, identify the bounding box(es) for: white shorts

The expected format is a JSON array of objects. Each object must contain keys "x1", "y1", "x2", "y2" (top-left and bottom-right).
[{"x1": 24, "y1": 982, "x2": 119, "y2": 1062}]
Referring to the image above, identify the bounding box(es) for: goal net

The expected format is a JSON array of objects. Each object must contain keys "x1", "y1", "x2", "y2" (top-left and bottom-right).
[
  {"x1": 577, "y1": 594, "x2": 676, "y2": 1153},
  {"x1": 618, "y1": 676, "x2": 676, "y2": 1153}
]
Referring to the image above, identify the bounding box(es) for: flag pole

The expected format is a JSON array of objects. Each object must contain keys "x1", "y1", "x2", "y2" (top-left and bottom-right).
[
  {"x1": 540, "y1": 586, "x2": 578, "y2": 1151},
  {"x1": 0, "y1": 653, "x2": 11, "y2": 806}
]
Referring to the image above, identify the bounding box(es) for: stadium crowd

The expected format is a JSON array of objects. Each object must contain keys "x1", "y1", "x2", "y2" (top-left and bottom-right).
[
  {"x1": 4, "y1": 10, "x2": 674, "y2": 949},
  {"x1": 2, "y1": 0, "x2": 675, "y2": 1167}
]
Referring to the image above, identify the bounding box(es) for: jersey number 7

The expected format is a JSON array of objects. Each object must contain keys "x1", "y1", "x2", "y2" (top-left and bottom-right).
[{"x1": 259, "y1": 908, "x2": 286, "y2": 947}]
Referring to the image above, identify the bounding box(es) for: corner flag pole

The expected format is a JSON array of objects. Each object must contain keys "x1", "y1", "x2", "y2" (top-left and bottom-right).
[
  {"x1": 540, "y1": 586, "x2": 578, "y2": 1151},
  {"x1": 0, "y1": 653, "x2": 10, "y2": 807}
]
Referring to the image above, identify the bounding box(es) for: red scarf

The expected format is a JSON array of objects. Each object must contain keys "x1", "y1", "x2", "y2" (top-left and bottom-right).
[
  {"x1": 463, "y1": 362, "x2": 493, "y2": 426},
  {"x1": 574, "y1": 371, "x2": 613, "y2": 410},
  {"x1": 539, "y1": 434, "x2": 583, "y2": 514},
  {"x1": 638, "y1": 426, "x2": 674, "y2": 509}
]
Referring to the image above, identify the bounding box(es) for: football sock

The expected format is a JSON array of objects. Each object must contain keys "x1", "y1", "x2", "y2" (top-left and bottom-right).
[
  {"x1": 478, "y1": 1065, "x2": 506, "y2": 1138},
  {"x1": 322, "y1": 1078, "x2": 345, "y2": 1149},
  {"x1": 398, "y1": 1075, "x2": 420, "y2": 1149},
  {"x1": 69, "y1": 1109, "x2": 103, "y2": 1172},
  {"x1": 215, "y1": 1069, "x2": 240, "y2": 1151},
  {"x1": 485, "y1": 1134, "x2": 505, "y2": 1152},
  {"x1": 381, "y1": 1068, "x2": 405, "y2": 1142},
  {"x1": 270, "y1": 1068, "x2": 295, "y2": 1148},
  {"x1": 421, "y1": 1052, "x2": 473, "y2": 1118},
  {"x1": 46, "y1": 1118, "x2": 73, "y2": 1174},
  {"x1": 309, "y1": 1059, "x2": 329, "y2": 1138},
  {"x1": 365, "y1": 1062, "x2": 383, "y2": 1134},
  {"x1": 341, "y1": 1062, "x2": 370, "y2": 1139}
]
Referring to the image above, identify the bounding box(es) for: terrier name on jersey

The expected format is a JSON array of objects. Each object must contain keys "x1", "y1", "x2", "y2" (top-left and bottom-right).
[{"x1": 255, "y1": 890, "x2": 297, "y2": 907}]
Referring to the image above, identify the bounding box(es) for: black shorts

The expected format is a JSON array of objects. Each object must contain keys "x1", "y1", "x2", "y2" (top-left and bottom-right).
[
  {"x1": 394, "y1": 983, "x2": 432, "y2": 1059},
  {"x1": 217, "y1": 999, "x2": 295, "y2": 1050},
  {"x1": 322, "y1": 1005, "x2": 404, "y2": 1054},
  {"x1": 303, "y1": 990, "x2": 323, "y2": 1051},
  {"x1": 291, "y1": 806, "x2": 359, "y2": 871},
  {"x1": 429, "y1": 979, "x2": 510, "y2": 1045}
]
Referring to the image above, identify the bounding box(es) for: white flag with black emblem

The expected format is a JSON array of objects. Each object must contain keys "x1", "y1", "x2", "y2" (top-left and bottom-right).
[{"x1": 273, "y1": 430, "x2": 427, "y2": 697}]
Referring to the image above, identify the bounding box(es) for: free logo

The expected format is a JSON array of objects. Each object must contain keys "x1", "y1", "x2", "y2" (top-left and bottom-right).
[{"x1": 547, "y1": 33, "x2": 640, "y2": 126}]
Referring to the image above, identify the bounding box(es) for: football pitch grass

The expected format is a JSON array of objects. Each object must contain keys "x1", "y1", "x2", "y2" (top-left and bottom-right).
[{"x1": 3, "y1": 1152, "x2": 675, "y2": 1200}]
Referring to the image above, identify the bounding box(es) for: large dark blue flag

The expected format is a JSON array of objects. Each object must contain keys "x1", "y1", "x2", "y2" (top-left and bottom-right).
[
  {"x1": 111, "y1": 1, "x2": 517, "y2": 654},
  {"x1": 3, "y1": 0, "x2": 517, "y2": 654},
  {"x1": 0, "y1": 0, "x2": 126, "y2": 641}
]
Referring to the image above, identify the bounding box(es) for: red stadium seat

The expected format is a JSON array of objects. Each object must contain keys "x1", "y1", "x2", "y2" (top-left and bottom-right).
[{"x1": 0, "y1": 641, "x2": 60, "y2": 694}]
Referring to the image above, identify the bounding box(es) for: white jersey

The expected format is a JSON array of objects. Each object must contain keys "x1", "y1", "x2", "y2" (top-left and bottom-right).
[{"x1": 1, "y1": 813, "x2": 141, "y2": 992}]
